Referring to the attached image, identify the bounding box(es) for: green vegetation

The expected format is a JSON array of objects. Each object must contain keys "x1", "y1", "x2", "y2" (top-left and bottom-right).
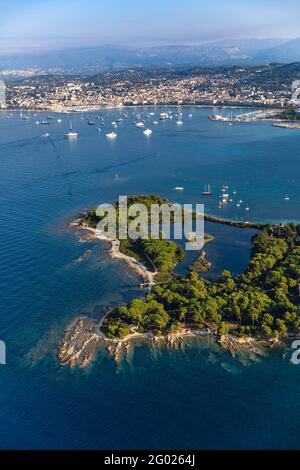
[
  {"x1": 281, "y1": 107, "x2": 299, "y2": 121},
  {"x1": 188, "y1": 251, "x2": 211, "y2": 273},
  {"x1": 81, "y1": 195, "x2": 300, "y2": 341},
  {"x1": 273, "y1": 106, "x2": 300, "y2": 121},
  {"x1": 101, "y1": 222, "x2": 300, "y2": 341},
  {"x1": 81, "y1": 194, "x2": 189, "y2": 281},
  {"x1": 81, "y1": 194, "x2": 175, "y2": 230},
  {"x1": 120, "y1": 237, "x2": 184, "y2": 282}
]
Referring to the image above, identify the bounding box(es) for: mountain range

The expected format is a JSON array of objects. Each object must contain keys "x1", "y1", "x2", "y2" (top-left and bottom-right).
[{"x1": 2, "y1": 38, "x2": 300, "y2": 72}]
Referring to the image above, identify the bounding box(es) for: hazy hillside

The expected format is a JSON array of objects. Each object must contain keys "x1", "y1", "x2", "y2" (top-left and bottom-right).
[
  {"x1": 0, "y1": 39, "x2": 299, "y2": 72},
  {"x1": 253, "y1": 38, "x2": 300, "y2": 63}
]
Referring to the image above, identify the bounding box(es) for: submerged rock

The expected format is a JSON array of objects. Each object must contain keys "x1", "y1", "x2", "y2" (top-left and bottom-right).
[{"x1": 58, "y1": 316, "x2": 102, "y2": 368}]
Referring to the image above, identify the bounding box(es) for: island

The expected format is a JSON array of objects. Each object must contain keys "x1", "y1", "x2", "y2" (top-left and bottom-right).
[{"x1": 59, "y1": 195, "x2": 300, "y2": 367}]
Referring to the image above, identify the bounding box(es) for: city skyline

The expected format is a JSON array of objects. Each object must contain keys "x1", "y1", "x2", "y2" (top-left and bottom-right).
[{"x1": 0, "y1": 0, "x2": 300, "y2": 53}]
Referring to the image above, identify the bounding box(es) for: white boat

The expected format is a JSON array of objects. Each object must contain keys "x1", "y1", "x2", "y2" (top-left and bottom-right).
[
  {"x1": 152, "y1": 121, "x2": 159, "y2": 125},
  {"x1": 160, "y1": 112, "x2": 169, "y2": 120},
  {"x1": 176, "y1": 120, "x2": 183, "y2": 125},
  {"x1": 202, "y1": 184, "x2": 212, "y2": 196},
  {"x1": 57, "y1": 119, "x2": 62, "y2": 123},
  {"x1": 136, "y1": 122, "x2": 145, "y2": 128},
  {"x1": 143, "y1": 128, "x2": 152, "y2": 136},
  {"x1": 41, "y1": 133, "x2": 49, "y2": 138},
  {"x1": 106, "y1": 131, "x2": 117, "y2": 139},
  {"x1": 65, "y1": 120, "x2": 78, "y2": 138},
  {"x1": 245, "y1": 205, "x2": 250, "y2": 211},
  {"x1": 173, "y1": 186, "x2": 184, "y2": 191},
  {"x1": 284, "y1": 194, "x2": 290, "y2": 201}
]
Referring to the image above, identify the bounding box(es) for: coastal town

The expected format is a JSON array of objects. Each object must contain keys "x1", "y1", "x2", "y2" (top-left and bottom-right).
[{"x1": 1, "y1": 63, "x2": 297, "y2": 111}]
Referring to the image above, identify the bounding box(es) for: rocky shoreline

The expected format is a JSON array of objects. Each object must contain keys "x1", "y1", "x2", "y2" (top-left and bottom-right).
[
  {"x1": 58, "y1": 315, "x2": 213, "y2": 368},
  {"x1": 59, "y1": 210, "x2": 288, "y2": 369},
  {"x1": 58, "y1": 315, "x2": 275, "y2": 368}
]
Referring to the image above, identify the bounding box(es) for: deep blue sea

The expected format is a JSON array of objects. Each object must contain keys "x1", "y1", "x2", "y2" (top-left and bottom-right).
[{"x1": 0, "y1": 107, "x2": 300, "y2": 449}]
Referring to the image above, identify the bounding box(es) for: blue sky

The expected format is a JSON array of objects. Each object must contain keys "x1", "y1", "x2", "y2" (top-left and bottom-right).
[{"x1": 0, "y1": 0, "x2": 299, "y2": 52}]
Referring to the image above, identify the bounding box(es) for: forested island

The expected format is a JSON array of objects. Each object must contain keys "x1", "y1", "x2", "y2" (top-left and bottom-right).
[
  {"x1": 59, "y1": 195, "x2": 300, "y2": 367},
  {"x1": 101, "y1": 223, "x2": 300, "y2": 340}
]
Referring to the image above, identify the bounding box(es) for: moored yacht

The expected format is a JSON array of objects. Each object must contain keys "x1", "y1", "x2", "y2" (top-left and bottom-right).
[
  {"x1": 65, "y1": 120, "x2": 78, "y2": 138},
  {"x1": 106, "y1": 131, "x2": 117, "y2": 139}
]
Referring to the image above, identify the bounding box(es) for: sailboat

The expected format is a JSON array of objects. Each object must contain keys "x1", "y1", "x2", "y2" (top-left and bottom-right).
[
  {"x1": 202, "y1": 184, "x2": 212, "y2": 196},
  {"x1": 65, "y1": 120, "x2": 78, "y2": 138},
  {"x1": 284, "y1": 194, "x2": 290, "y2": 201}
]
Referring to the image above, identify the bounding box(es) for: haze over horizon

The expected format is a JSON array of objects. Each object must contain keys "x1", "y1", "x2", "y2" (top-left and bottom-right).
[{"x1": 1, "y1": 0, "x2": 300, "y2": 53}]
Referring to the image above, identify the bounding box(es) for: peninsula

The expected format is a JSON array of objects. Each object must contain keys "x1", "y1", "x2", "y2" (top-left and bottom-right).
[{"x1": 59, "y1": 195, "x2": 300, "y2": 367}]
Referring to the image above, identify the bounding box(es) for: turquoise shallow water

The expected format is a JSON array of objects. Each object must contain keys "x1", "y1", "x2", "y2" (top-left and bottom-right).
[{"x1": 0, "y1": 107, "x2": 300, "y2": 449}]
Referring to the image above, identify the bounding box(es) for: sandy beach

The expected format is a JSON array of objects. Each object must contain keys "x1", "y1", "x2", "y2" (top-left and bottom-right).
[{"x1": 71, "y1": 219, "x2": 158, "y2": 285}]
